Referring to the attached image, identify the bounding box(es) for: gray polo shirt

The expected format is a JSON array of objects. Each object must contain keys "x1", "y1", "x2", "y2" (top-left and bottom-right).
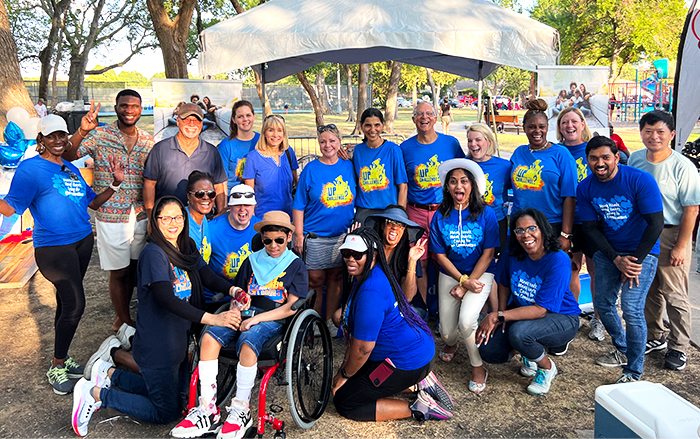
[{"x1": 144, "y1": 135, "x2": 227, "y2": 204}]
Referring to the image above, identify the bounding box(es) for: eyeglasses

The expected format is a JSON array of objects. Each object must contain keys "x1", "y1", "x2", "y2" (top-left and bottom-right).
[
  {"x1": 262, "y1": 237, "x2": 286, "y2": 246},
  {"x1": 60, "y1": 165, "x2": 79, "y2": 181},
  {"x1": 189, "y1": 190, "x2": 216, "y2": 199},
  {"x1": 158, "y1": 215, "x2": 185, "y2": 225},
  {"x1": 230, "y1": 192, "x2": 255, "y2": 199},
  {"x1": 341, "y1": 249, "x2": 366, "y2": 260},
  {"x1": 514, "y1": 225, "x2": 538, "y2": 236},
  {"x1": 414, "y1": 111, "x2": 436, "y2": 118},
  {"x1": 317, "y1": 124, "x2": 337, "y2": 133},
  {"x1": 264, "y1": 114, "x2": 285, "y2": 122},
  {"x1": 385, "y1": 219, "x2": 406, "y2": 229}
]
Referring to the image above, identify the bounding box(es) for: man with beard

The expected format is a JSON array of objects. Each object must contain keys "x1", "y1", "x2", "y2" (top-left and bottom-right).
[
  {"x1": 64, "y1": 89, "x2": 154, "y2": 339},
  {"x1": 143, "y1": 103, "x2": 227, "y2": 215},
  {"x1": 576, "y1": 136, "x2": 664, "y2": 384}
]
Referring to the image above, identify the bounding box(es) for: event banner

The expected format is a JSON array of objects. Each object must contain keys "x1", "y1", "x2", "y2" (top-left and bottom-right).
[
  {"x1": 537, "y1": 66, "x2": 610, "y2": 142},
  {"x1": 672, "y1": 0, "x2": 700, "y2": 150}
]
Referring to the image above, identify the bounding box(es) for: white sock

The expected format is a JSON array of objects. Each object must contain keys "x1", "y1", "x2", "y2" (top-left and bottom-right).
[
  {"x1": 199, "y1": 360, "x2": 218, "y2": 410},
  {"x1": 235, "y1": 363, "x2": 257, "y2": 404}
]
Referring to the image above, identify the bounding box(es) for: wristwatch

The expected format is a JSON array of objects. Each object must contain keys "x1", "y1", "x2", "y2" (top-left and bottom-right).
[
  {"x1": 560, "y1": 231, "x2": 573, "y2": 240},
  {"x1": 109, "y1": 182, "x2": 121, "y2": 192},
  {"x1": 497, "y1": 311, "x2": 505, "y2": 323},
  {"x1": 340, "y1": 367, "x2": 352, "y2": 379}
]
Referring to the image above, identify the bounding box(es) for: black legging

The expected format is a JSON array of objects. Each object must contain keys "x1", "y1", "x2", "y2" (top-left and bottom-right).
[{"x1": 34, "y1": 233, "x2": 94, "y2": 360}]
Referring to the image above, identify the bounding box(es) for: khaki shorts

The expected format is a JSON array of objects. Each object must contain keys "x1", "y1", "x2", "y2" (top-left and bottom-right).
[{"x1": 95, "y1": 208, "x2": 148, "y2": 271}]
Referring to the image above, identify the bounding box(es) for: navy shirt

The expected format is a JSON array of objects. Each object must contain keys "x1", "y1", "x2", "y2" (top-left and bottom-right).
[
  {"x1": 234, "y1": 255, "x2": 308, "y2": 303},
  {"x1": 144, "y1": 136, "x2": 227, "y2": 204}
]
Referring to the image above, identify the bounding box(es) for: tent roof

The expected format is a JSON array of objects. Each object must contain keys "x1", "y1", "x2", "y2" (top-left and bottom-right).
[{"x1": 198, "y1": 0, "x2": 560, "y2": 82}]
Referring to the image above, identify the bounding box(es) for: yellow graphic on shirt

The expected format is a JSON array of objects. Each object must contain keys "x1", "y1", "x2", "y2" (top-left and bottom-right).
[
  {"x1": 414, "y1": 155, "x2": 441, "y2": 189},
  {"x1": 222, "y1": 243, "x2": 252, "y2": 279},
  {"x1": 483, "y1": 173, "x2": 495, "y2": 205},
  {"x1": 359, "y1": 159, "x2": 389, "y2": 192},
  {"x1": 321, "y1": 176, "x2": 354, "y2": 208},
  {"x1": 512, "y1": 160, "x2": 545, "y2": 190},
  {"x1": 201, "y1": 236, "x2": 212, "y2": 263},
  {"x1": 248, "y1": 270, "x2": 288, "y2": 303},
  {"x1": 235, "y1": 158, "x2": 246, "y2": 179},
  {"x1": 576, "y1": 157, "x2": 588, "y2": 182}
]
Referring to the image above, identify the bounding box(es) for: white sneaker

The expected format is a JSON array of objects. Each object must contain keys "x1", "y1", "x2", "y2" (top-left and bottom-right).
[
  {"x1": 171, "y1": 397, "x2": 222, "y2": 438},
  {"x1": 85, "y1": 335, "x2": 120, "y2": 380},
  {"x1": 588, "y1": 317, "x2": 605, "y2": 341},
  {"x1": 218, "y1": 398, "x2": 253, "y2": 439},
  {"x1": 71, "y1": 378, "x2": 101, "y2": 437},
  {"x1": 90, "y1": 359, "x2": 112, "y2": 390},
  {"x1": 520, "y1": 356, "x2": 537, "y2": 377},
  {"x1": 326, "y1": 319, "x2": 339, "y2": 338},
  {"x1": 527, "y1": 359, "x2": 558, "y2": 395},
  {"x1": 116, "y1": 323, "x2": 136, "y2": 350}
]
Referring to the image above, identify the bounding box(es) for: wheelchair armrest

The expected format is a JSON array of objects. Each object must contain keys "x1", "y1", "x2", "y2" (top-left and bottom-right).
[
  {"x1": 211, "y1": 292, "x2": 226, "y2": 303},
  {"x1": 291, "y1": 289, "x2": 316, "y2": 311}
]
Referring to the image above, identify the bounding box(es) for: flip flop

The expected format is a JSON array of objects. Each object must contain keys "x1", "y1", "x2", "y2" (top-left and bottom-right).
[
  {"x1": 439, "y1": 345, "x2": 458, "y2": 362},
  {"x1": 468, "y1": 369, "x2": 488, "y2": 394}
]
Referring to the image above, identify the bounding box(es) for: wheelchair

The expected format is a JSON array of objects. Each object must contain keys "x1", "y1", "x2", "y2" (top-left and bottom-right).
[{"x1": 187, "y1": 289, "x2": 333, "y2": 438}]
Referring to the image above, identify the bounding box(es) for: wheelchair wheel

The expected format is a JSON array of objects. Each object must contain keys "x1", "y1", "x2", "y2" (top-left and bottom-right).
[{"x1": 285, "y1": 309, "x2": 333, "y2": 429}]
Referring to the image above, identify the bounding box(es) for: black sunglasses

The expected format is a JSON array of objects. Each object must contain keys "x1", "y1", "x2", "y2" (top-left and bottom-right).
[
  {"x1": 230, "y1": 192, "x2": 255, "y2": 199},
  {"x1": 263, "y1": 237, "x2": 286, "y2": 245},
  {"x1": 317, "y1": 124, "x2": 337, "y2": 133},
  {"x1": 189, "y1": 190, "x2": 216, "y2": 199},
  {"x1": 341, "y1": 249, "x2": 366, "y2": 260},
  {"x1": 264, "y1": 114, "x2": 285, "y2": 122},
  {"x1": 60, "y1": 165, "x2": 79, "y2": 181}
]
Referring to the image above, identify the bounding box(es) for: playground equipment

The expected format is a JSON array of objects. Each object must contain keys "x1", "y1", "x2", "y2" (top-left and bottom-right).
[{"x1": 608, "y1": 59, "x2": 673, "y2": 122}]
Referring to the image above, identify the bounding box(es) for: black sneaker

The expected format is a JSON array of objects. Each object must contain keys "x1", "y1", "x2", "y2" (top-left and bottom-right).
[
  {"x1": 664, "y1": 349, "x2": 687, "y2": 371},
  {"x1": 64, "y1": 356, "x2": 85, "y2": 379},
  {"x1": 47, "y1": 363, "x2": 74, "y2": 395},
  {"x1": 549, "y1": 340, "x2": 572, "y2": 356},
  {"x1": 645, "y1": 337, "x2": 667, "y2": 355}
]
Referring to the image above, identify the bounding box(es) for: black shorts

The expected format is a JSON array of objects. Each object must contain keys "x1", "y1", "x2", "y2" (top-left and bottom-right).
[{"x1": 333, "y1": 359, "x2": 431, "y2": 422}]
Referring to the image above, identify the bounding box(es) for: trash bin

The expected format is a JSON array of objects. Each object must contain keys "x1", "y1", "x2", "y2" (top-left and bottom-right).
[{"x1": 55, "y1": 111, "x2": 93, "y2": 134}]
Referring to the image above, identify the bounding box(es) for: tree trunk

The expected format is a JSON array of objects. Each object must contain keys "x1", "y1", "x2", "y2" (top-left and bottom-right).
[
  {"x1": 315, "y1": 68, "x2": 330, "y2": 115},
  {"x1": 38, "y1": 0, "x2": 70, "y2": 102},
  {"x1": 65, "y1": 0, "x2": 106, "y2": 101},
  {"x1": 146, "y1": 0, "x2": 197, "y2": 78},
  {"x1": 384, "y1": 61, "x2": 402, "y2": 133},
  {"x1": 426, "y1": 68, "x2": 438, "y2": 110},
  {"x1": 0, "y1": 0, "x2": 37, "y2": 134},
  {"x1": 412, "y1": 83, "x2": 418, "y2": 108},
  {"x1": 343, "y1": 64, "x2": 354, "y2": 122},
  {"x1": 50, "y1": 33, "x2": 63, "y2": 108},
  {"x1": 352, "y1": 63, "x2": 369, "y2": 135},
  {"x1": 253, "y1": 70, "x2": 272, "y2": 116},
  {"x1": 297, "y1": 71, "x2": 324, "y2": 127}
]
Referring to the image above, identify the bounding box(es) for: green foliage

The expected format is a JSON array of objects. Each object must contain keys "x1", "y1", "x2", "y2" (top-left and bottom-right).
[{"x1": 484, "y1": 66, "x2": 530, "y2": 98}]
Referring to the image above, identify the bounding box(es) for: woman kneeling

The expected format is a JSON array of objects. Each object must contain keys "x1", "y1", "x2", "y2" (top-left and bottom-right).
[{"x1": 476, "y1": 208, "x2": 580, "y2": 395}]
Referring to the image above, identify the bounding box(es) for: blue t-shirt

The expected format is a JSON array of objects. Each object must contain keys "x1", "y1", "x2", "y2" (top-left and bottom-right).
[
  {"x1": 560, "y1": 142, "x2": 589, "y2": 223},
  {"x1": 4, "y1": 156, "x2": 96, "y2": 247},
  {"x1": 430, "y1": 206, "x2": 499, "y2": 274},
  {"x1": 576, "y1": 165, "x2": 663, "y2": 255},
  {"x1": 205, "y1": 214, "x2": 261, "y2": 301},
  {"x1": 293, "y1": 158, "x2": 356, "y2": 237},
  {"x1": 352, "y1": 140, "x2": 408, "y2": 209},
  {"x1": 133, "y1": 242, "x2": 207, "y2": 369},
  {"x1": 473, "y1": 156, "x2": 511, "y2": 221},
  {"x1": 242, "y1": 149, "x2": 299, "y2": 218},
  {"x1": 186, "y1": 207, "x2": 211, "y2": 264},
  {"x1": 348, "y1": 266, "x2": 434, "y2": 370},
  {"x1": 217, "y1": 132, "x2": 260, "y2": 190},
  {"x1": 510, "y1": 144, "x2": 577, "y2": 224},
  {"x1": 496, "y1": 249, "x2": 580, "y2": 315},
  {"x1": 400, "y1": 133, "x2": 465, "y2": 204},
  {"x1": 143, "y1": 136, "x2": 227, "y2": 205}
]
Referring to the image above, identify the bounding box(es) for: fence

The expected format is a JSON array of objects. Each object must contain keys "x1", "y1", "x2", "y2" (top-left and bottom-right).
[{"x1": 290, "y1": 133, "x2": 407, "y2": 171}]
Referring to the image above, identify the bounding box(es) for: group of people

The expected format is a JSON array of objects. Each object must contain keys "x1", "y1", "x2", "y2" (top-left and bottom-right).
[
  {"x1": 2, "y1": 88, "x2": 698, "y2": 437},
  {"x1": 553, "y1": 81, "x2": 594, "y2": 117}
]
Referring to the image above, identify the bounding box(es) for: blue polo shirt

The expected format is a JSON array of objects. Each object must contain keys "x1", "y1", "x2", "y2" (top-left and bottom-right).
[
  {"x1": 352, "y1": 140, "x2": 407, "y2": 209},
  {"x1": 144, "y1": 136, "x2": 227, "y2": 204},
  {"x1": 217, "y1": 132, "x2": 260, "y2": 190}
]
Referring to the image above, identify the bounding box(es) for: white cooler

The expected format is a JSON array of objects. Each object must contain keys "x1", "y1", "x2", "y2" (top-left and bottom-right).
[{"x1": 595, "y1": 381, "x2": 700, "y2": 438}]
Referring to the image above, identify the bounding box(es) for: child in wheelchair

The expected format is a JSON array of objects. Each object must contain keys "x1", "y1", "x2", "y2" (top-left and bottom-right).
[{"x1": 172, "y1": 211, "x2": 309, "y2": 439}]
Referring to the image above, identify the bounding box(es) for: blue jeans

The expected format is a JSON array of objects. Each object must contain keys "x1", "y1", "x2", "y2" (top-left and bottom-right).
[
  {"x1": 100, "y1": 360, "x2": 188, "y2": 424},
  {"x1": 593, "y1": 252, "x2": 658, "y2": 379},
  {"x1": 206, "y1": 307, "x2": 283, "y2": 358},
  {"x1": 479, "y1": 312, "x2": 579, "y2": 363}
]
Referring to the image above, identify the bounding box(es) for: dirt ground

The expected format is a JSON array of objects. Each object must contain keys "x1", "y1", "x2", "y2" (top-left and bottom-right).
[{"x1": 2, "y1": 242, "x2": 700, "y2": 438}]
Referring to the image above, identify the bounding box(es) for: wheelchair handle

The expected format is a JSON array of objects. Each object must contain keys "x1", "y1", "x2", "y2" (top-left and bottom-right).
[
  {"x1": 211, "y1": 292, "x2": 226, "y2": 302},
  {"x1": 291, "y1": 289, "x2": 316, "y2": 311}
]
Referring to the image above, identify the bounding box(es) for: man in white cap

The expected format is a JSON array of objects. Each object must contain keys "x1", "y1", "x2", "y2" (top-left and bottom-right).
[{"x1": 204, "y1": 184, "x2": 261, "y2": 304}]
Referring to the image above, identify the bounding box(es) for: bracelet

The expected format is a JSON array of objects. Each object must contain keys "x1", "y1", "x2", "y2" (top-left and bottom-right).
[
  {"x1": 77, "y1": 127, "x2": 87, "y2": 138},
  {"x1": 560, "y1": 231, "x2": 573, "y2": 240},
  {"x1": 109, "y1": 182, "x2": 121, "y2": 192},
  {"x1": 340, "y1": 367, "x2": 352, "y2": 379},
  {"x1": 407, "y1": 269, "x2": 416, "y2": 275},
  {"x1": 459, "y1": 273, "x2": 470, "y2": 286}
]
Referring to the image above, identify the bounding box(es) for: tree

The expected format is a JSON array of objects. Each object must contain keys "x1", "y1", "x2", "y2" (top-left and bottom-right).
[
  {"x1": 352, "y1": 63, "x2": 369, "y2": 135},
  {"x1": 296, "y1": 70, "x2": 324, "y2": 126},
  {"x1": 343, "y1": 64, "x2": 355, "y2": 122},
  {"x1": 146, "y1": 0, "x2": 197, "y2": 78},
  {"x1": 1, "y1": 0, "x2": 36, "y2": 134},
  {"x1": 484, "y1": 66, "x2": 530, "y2": 100},
  {"x1": 399, "y1": 64, "x2": 425, "y2": 108},
  {"x1": 383, "y1": 61, "x2": 402, "y2": 133}
]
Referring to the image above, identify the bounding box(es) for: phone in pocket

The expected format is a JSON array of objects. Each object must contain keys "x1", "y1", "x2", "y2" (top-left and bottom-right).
[{"x1": 369, "y1": 358, "x2": 396, "y2": 387}]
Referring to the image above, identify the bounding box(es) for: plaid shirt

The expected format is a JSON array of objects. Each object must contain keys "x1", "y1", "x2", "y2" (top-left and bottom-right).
[{"x1": 77, "y1": 122, "x2": 154, "y2": 223}]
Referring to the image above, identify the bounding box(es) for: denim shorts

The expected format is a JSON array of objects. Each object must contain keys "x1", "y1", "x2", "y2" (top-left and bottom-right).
[{"x1": 205, "y1": 306, "x2": 284, "y2": 358}]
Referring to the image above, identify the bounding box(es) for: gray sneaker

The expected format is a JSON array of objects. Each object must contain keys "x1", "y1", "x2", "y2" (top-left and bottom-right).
[
  {"x1": 47, "y1": 363, "x2": 74, "y2": 395},
  {"x1": 85, "y1": 335, "x2": 120, "y2": 381},
  {"x1": 596, "y1": 349, "x2": 628, "y2": 367},
  {"x1": 64, "y1": 356, "x2": 85, "y2": 379},
  {"x1": 615, "y1": 373, "x2": 638, "y2": 384},
  {"x1": 116, "y1": 323, "x2": 136, "y2": 351},
  {"x1": 588, "y1": 317, "x2": 605, "y2": 341}
]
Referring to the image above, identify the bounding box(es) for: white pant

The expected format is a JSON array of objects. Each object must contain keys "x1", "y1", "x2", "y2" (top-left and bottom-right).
[
  {"x1": 95, "y1": 207, "x2": 147, "y2": 271},
  {"x1": 438, "y1": 271, "x2": 495, "y2": 367}
]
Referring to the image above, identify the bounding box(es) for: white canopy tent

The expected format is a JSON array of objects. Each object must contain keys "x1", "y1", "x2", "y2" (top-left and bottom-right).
[{"x1": 198, "y1": 0, "x2": 560, "y2": 82}]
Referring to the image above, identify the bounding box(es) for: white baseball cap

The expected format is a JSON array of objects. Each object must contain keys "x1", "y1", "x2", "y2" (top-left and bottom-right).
[
  {"x1": 37, "y1": 114, "x2": 68, "y2": 136},
  {"x1": 228, "y1": 184, "x2": 257, "y2": 206},
  {"x1": 339, "y1": 234, "x2": 368, "y2": 253}
]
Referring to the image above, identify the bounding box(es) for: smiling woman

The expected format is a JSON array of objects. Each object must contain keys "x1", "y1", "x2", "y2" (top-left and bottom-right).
[{"x1": 186, "y1": 171, "x2": 215, "y2": 266}]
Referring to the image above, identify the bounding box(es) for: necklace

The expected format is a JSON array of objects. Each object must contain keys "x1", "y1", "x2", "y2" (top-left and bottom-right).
[
  {"x1": 529, "y1": 141, "x2": 550, "y2": 153},
  {"x1": 120, "y1": 130, "x2": 137, "y2": 139}
]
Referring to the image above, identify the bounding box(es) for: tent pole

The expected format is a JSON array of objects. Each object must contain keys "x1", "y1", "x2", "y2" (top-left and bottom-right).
[
  {"x1": 477, "y1": 80, "x2": 483, "y2": 123},
  {"x1": 261, "y1": 63, "x2": 267, "y2": 115}
]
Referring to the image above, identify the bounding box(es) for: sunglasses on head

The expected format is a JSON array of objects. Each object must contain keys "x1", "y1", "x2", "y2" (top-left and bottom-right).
[
  {"x1": 341, "y1": 249, "x2": 366, "y2": 260},
  {"x1": 264, "y1": 114, "x2": 285, "y2": 122},
  {"x1": 230, "y1": 192, "x2": 255, "y2": 199},
  {"x1": 189, "y1": 190, "x2": 216, "y2": 199},
  {"x1": 317, "y1": 124, "x2": 337, "y2": 133},
  {"x1": 263, "y1": 237, "x2": 286, "y2": 245},
  {"x1": 60, "y1": 165, "x2": 79, "y2": 181}
]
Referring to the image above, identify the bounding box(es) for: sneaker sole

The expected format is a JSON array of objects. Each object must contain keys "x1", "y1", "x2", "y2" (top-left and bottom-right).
[
  {"x1": 645, "y1": 343, "x2": 667, "y2": 355},
  {"x1": 665, "y1": 362, "x2": 687, "y2": 371},
  {"x1": 171, "y1": 424, "x2": 222, "y2": 438},
  {"x1": 52, "y1": 386, "x2": 71, "y2": 396},
  {"x1": 596, "y1": 360, "x2": 627, "y2": 367},
  {"x1": 85, "y1": 336, "x2": 120, "y2": 381},
  {"x1": 588, "y1": 333, "x2": 605, "y2": 341}
]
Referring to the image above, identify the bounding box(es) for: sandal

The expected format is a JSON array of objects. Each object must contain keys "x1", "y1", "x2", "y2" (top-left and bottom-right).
[
  {"x1": 468, "y1": 369, "x2": 488, "y2": 394},
  {"x1": 439, "y1": 345, "x2": 458, "y2": 362}
]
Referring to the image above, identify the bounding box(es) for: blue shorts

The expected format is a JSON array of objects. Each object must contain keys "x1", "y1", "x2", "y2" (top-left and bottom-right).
[{"x1": 205, "y1": 307, "x2": 284, "y2": 358}]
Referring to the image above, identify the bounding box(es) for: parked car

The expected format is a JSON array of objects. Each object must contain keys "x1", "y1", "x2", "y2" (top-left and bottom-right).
[
  {"x1": 397, "y1": 97, "x2": 412, "y2": 107},
  {"x1": 448, "y1": 98, "x2": 461, "y2": 108}
]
